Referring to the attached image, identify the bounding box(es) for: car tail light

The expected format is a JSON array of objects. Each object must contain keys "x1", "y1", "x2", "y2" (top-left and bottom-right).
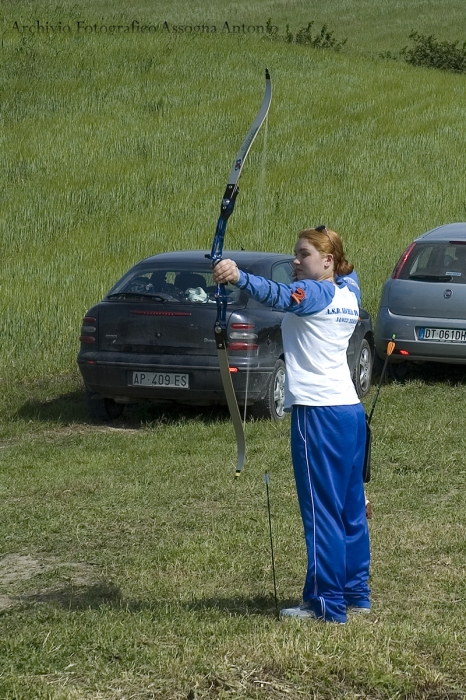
[
  {"x1": 80, "y1": 336, "x2": 96, "y2": 344},
  {"x1": 229, "y1": 341, "x2": 259, "y2": 351},
  {"x1": 399, "y1": 349, "x2": 409, "y2": 356},
  {"x1": 80, "y1": 315, "x2": 97, "y2": 345},
  {"x1": 392, "y1": 242, "x2": 416, "y2": 279},
  {"x1": 228, "y1": 322, "x2": 258, "y2": 351}
]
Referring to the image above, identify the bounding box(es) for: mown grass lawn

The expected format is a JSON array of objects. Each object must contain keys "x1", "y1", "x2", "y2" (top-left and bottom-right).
[
  {"x1": 1, "y1": 366, "x2": 466, "y2": 699},
  {"x1": 1, "y1": 0, "x2": 466, "y2": 697}
]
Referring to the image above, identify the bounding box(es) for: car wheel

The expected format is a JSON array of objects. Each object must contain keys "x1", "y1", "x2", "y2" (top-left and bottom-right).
[
  {"x1": 86, "y1": 391, "x2": 125, "y2": 422},
  {"x1": 373, "y1": 351, "x2": 385, "y2": 379},
  {"x1": 252, "y1": 359, "x2": 286, "y2": 421},
  {"x1": 387, "y1": 361, "x2": 410, "y2": 382},
  {"x1": 353, "y1": 339, "x2": 373, "y2": 398}
]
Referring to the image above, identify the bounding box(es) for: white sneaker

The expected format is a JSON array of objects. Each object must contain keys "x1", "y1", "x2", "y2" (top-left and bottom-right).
[
  {"x1": 348, "y1": 605, "x2": 371, "y2": 614},
  {"x1": 279, "y1": 605, "x2": 318, "y2": 620}
]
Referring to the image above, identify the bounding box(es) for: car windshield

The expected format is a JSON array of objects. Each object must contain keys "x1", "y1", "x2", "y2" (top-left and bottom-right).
[
  {"x1": 106, "y1": 266, "x2": 242, "y2": 304},
  {"x1": 401, "y1": 243, "x2": 466, "y2": 284}
]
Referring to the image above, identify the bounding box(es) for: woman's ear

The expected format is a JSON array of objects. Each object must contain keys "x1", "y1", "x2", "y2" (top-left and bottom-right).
[{"x1": 324, "y1": 254, "x2": 334, "y2": 269}]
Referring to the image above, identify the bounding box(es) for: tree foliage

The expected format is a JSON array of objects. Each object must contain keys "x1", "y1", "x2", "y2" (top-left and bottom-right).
[{"x1": 285, "y1": 21, "x2": 347, "y2": 51}]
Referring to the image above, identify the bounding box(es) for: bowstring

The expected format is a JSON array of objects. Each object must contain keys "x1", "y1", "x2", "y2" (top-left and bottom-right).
[
  {"x1": 243, "y1": 116, "x2": 269, "y2": 425},
  {"x1": 256, "y1": 116, "x2": 269, "y2": 249}
]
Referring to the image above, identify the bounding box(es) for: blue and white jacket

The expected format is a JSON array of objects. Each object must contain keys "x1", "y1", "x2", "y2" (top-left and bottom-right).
[{"x1": 235, "y1": 270, "x2": 361, "y2": 409}]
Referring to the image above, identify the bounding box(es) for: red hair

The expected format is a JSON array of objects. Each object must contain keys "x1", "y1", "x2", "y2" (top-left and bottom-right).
[{"x1": 298, "y1": 227, "x2": 354, "y2": 276}]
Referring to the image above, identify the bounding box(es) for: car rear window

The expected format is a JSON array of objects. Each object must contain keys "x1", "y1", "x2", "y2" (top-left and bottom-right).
[
  {"x1": 398, "y1": 243, "x2": 466, "y2": 284},
  {"x1": 272, "y1": 261, "x2": 293, "y2": 283},
  {"x1": 107, "y1": 266, "x2": 242, "y2": 304}
]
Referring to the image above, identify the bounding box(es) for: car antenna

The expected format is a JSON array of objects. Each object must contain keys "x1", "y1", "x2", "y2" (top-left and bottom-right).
[
  {"x1": 233, "y1": 237, "x2": 246, "y2": 251},
  {"x1": 225, "y1": 230, "x2": 246, "y2": 251}
]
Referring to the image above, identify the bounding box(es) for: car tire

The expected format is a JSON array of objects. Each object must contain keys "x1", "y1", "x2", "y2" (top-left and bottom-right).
[
  {"x1": 387, "y1": 361, "x2": 410, "y2": 382},
  {"x1": 252, "y1": 359, "x2": 286, "y2": 421},
  {"x1": 352, "y1": 339, "x2": 373, "y2": 398},
  {"x1": 372, "y1": 351, "x2": 385, "y2": 379},
  {"x1": 86, "y1": 391, "x2": 125, "y2": 422}
]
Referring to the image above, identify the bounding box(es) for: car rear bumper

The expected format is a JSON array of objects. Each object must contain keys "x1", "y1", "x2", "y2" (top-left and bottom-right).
[
  {"x1": 375, "y1": 307, "x2": 466, "y2": 363},
  {"x1": 78, "y1": 351, "x2": 275, "y2": 404}
]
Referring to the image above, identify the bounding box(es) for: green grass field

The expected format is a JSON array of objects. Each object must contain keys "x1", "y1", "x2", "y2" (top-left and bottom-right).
[{"x1": 1, "y1": 1, "x2": 466, "y2": 698}]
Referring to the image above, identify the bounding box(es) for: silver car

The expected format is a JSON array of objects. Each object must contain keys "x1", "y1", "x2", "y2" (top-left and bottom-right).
[{"x1": 375, "y1": 223, "x2": 466, "y2": 375}]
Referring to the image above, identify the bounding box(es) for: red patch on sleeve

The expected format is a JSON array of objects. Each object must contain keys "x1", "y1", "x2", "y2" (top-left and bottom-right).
[{"x1": 291, "y1": 287, "x2": 305, "y2": 304}]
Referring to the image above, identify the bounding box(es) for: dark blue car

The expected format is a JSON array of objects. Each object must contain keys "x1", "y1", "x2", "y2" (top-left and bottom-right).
[{"x1": 78, "y1": 250, "x2": 374, "y2": 421}]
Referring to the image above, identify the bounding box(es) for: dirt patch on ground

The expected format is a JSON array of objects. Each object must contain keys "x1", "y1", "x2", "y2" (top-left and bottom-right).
[
  {"x1": 0, "y1": 553, "x2": 103, "y2": 610},
  {"x1": 0, "y1": 424, "x2": 142, "y2": 451}
]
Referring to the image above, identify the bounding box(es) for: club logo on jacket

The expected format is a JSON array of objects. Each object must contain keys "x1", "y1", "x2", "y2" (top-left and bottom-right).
[
  {"x1": 327, "y1": 306, "x2": 358, "y2": 324},
  {"x1": 291, "y1": 287, "x2": 305, "y2": 304}
]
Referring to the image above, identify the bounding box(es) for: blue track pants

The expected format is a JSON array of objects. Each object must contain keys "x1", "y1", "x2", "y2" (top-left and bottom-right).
[{"x1": 291, "y1": 404, "x2": 370, "y2": 623}]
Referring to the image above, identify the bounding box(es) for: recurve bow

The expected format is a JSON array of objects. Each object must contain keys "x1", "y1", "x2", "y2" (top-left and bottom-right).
[{"x1": 209, "y1": 69, "x2": 272, "y2": 476}]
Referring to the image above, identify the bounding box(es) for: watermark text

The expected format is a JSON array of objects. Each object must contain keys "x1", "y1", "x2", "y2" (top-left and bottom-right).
[{"x1": 12, "y1": 20, "x2": 279, "y2": 36}]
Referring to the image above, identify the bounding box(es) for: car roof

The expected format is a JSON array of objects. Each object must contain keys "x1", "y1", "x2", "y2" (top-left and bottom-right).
[
  {"x1": 416, "y1": 223, "x2": 466, "y2": 242},
  {"x1": 135, "y1": 250, "x2": 294, "y2": 266}
]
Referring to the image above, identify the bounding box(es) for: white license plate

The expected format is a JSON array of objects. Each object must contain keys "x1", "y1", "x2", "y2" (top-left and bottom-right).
[
  {"x1": 418, "y1": 327, "x2": 466, "y2": 342},
  {"x1": 131, "y1": 372, "x2": 189, "y2": 388}
]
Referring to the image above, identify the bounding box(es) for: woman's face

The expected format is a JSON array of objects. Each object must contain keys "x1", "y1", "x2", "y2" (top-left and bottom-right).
[{"x1": 293, "y1": 238, "x2": 334, "y2": 282}]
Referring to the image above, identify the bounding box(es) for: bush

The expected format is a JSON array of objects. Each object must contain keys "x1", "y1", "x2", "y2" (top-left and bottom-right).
[
  {"x1": 285, "y1": 21, "x2": 347, "y2": 51},
  {"x1": 400, "y1": 31, "x2": 466, "y2": 73}
]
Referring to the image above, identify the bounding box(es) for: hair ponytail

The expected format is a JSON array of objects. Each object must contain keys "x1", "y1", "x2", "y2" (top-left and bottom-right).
[{"x1": 298, "y1": 227, "x2": 354, "y2": 276}]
